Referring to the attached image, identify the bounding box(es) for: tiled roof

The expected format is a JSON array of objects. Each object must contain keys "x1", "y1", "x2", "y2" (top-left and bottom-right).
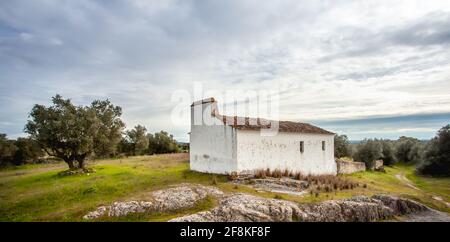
[
  {"x1": 191, "y1": 97, "x2": 334, "y2": 135},
  {"x1": 214, "y1": 114, "x2": 334, "y2": 135}
]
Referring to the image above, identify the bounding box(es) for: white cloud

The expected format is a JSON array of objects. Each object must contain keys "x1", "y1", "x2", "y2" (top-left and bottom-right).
[{"x1": 1, "y1": 0, "x2": 450, "y2": 140}]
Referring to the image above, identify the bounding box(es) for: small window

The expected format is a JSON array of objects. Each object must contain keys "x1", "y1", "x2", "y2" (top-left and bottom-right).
[
  {"x1": 322, "y1": 141, "x2": 325, "y2": 151},
  {"x1": 300, "y1": 141, "x2": 304, "y2": 153}
]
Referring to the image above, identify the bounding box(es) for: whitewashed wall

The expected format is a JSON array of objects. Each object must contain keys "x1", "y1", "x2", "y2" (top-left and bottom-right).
[
  {"x1": 189, "y1": 101, "x2": 237, "y2": 174},
  {"x1": 236, "y1": 130, "x2": 336, "y2": 175}
]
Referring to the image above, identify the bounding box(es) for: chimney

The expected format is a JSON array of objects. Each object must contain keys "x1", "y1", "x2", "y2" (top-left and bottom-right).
[{"x1": 191, "y1": 97, "x2": 219, "y2": 126}]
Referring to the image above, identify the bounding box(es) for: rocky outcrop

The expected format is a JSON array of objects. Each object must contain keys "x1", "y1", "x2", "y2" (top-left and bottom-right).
[
  {"x1": 83, "y1": 184, "x2": 223, "y2": 220},
  {"x1": 169, "y1": 193, "x2": 303, "y2": 222},
  {"x1": 231, "y1": 177, "x2": 309, "y2": 195},
  {"x1": 169, "y1": 194, "x2": 429, "y2": 222},
  {"x1": 83, "y1": 183, "x2": 444, "y2": 222}
]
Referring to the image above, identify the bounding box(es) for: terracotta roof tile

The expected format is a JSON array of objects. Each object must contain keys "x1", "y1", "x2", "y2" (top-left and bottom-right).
[
  {"x1": 214, "y1": 113, "x2": 334, "y2": 135},
  {"x1": 192, "y1": 98, "x2": 334, "y2": 135}
]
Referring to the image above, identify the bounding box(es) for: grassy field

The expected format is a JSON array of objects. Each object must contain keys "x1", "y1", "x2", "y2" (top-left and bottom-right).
[{"x1": 0, "y1": 154, "x2": 448, "y2": 221}]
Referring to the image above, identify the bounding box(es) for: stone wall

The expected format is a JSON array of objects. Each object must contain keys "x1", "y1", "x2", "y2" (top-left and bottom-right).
[
  {"x1": 368, "y1": 160, "x2": 384, "y2": 171},
  {"x1": 336, "y1": 159, "x2": 366, "y2": 174}
]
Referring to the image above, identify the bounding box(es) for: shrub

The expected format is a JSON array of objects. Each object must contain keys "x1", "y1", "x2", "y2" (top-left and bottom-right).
[
  {"x1": 395, "y1": 136, "x2": 424, "y2": 163},
  {"x1": 418, "y1": 125, "x2": 450, "y2": 177},
  {"x1": 380, "y1": 140, "x2": 397, "y2": 165},
  {"x1": 334, "y1": 134, "x2": 352, "y2": 158},
  {"x1": 0, "y1": 135, "x2": 44, "y2": 166},
  {"x1": 0, "y1": 134, "x2": 18, "y2": 167},
  {"x1": 147, "y1": 130, "x2": 180, "y2": 154},
  {"x1": 353, "y1": 139, "x2": 382, "y2": 167}
]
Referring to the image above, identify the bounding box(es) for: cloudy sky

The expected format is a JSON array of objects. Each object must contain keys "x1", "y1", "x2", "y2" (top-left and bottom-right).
[{"x1": 1, "y1": 0, "x2": 450, "y2": 142}]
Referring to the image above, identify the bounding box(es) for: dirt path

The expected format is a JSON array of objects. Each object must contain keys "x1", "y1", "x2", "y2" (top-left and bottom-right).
[
  {"x1": 395, "y1": 173, "x2": 450, "y2": 208},
  {"x1": 395, "y1": 174, "x2": 420, "y2": 191}
]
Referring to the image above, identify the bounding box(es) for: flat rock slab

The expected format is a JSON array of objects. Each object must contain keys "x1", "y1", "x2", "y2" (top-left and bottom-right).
[
  {"x1": 170, "y1": 194, "x2": 435, "y2": 222},
  {"x1": 231, "y1": 177, "x2": 308, "y2": 195},
  {"x1": 83, "y1": 184, "x2": 224, "y2": 220}
]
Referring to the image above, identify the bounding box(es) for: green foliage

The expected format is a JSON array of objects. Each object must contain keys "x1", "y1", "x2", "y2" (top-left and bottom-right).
[
  {"x1": 13, "y1": 138, "x2": 44, "y2": 165},
  {"x1": 334, "y1": 134, "x2": 352, "y2": 158},
  {"x1": 353, "y1": 139, "x2": 382, "y2": 167},
  {"x1": 352, "y1": 137, "x2": 422, "y2": 167},
  {"x1": 25, "y1": 94, "x2": 124, "y2": 169},
  {"x1": 91, "y1": 100, "x2": 125, "y2": 158},
  {"x1": 418, "y1": 125, "x2": 450, "y2": 177},
  {"x1": 125, "y1": 125, "x2": 149, "y2": 155},
  {"x1": 395, "y1": 136, "x2": 424, "y2": 163},
  {"x1": 148, "y1": 130, "x2": 180, "y2": 154},
  {"x1": 0, "y1": 135, "x2": 43, "y2": 166},
  {"x1": 380, "y1": 140, "x2": 397, "y2": 166},
  {"x1": 0, "y1": 154, "x2": 223, "y2": 221},
  {"x1": 0, "y1": 134, "x2": 18, "y2": 166}
]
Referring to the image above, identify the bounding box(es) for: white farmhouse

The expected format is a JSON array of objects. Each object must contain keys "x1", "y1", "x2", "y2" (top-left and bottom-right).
[{"x1": 189, "y1": 98, "x2": 337, "y2": 175}]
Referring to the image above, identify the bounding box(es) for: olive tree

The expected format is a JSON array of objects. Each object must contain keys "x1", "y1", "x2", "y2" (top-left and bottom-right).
[
  {"x1": 25, "y1": 95, "x2": 124, "y2": 170},
  {"x1": 418, "y1": 125, "x2": 450, "y2": 176},
  {"x1": 13, "y1": 137, "x2": 44, "y2": 165},
  {"x1": 395, "y1": 136, "x2": 423, "y2": 163},
  {"x1": 148, "y1": 130, "x2": 179, "y2": 154},
  {"x1": 353, "y1": 139, "x2": 383, "y2": 167},
  {"x1": 334, "y1": 134, "x2": 352, "y2": 158},
  {"x1": 0, "y1": 134, "x2": 18, "y2": 166},
  {"x1": 380, "y1": 140, "x2": 397, "y2": 166},
  {"x1": 91, "y1": 100, "x2": 125, "y2": 158},
  {"x1": 125, "y1": 125, "x2": 149, "y2": 155}
]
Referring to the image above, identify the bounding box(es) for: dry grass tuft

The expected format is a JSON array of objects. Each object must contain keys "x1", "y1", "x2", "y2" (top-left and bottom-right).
[
  {"x1": 253, "y1": 168, "x2": 365, "y2": 193},
  {"x1": 227, "y1": 172, "x2": 238, "y2": 181},
  {"x1": 211, "y1": 175, "x2": 218, "y2": 185}
]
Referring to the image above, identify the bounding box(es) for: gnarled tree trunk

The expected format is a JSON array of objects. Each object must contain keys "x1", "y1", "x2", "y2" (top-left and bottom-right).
[
  {"x1": 63, "y1": 157, "x2": 76, "y2": 170},
  {"x1": 76, "y1": 154, "x2": 87, "y2": 169}
]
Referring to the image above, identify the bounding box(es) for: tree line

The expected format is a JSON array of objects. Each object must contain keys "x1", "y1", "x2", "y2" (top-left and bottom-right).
[
  {"x1": 334, "y1": 124, "x2": 450, "y2": 177},
  {"x1": 0, "y1": 95, "x2": 182, "y2": 169},
  {"x1": 118, "y1": 125, "x2": 180, "y2": 156}
]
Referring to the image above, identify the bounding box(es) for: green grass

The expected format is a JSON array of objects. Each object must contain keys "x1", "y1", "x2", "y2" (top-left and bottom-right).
[
  {"x1": 0, "y1": 154, "x2": 225, "y2": 221},
  {"x1": 0, "y1": 155, "x2": 448, "y2": 221},
  {"x1": 93, "y1": 195, "x2": 217, "y2": 222},
  {"x1": 219, "y1": 165, "x2": 450, "y2": 213}
]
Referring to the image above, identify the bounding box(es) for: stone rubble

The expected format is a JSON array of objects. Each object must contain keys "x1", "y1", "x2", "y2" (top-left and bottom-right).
[
  {"x1": 83, "y1": 184, "x2": 224, "y2": 220},
  {"x1": 231, "y1": 177, "x2": 309, "y2": 195}
]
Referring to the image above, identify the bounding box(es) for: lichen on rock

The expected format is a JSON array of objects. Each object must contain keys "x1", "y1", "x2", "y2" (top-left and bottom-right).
[
  {"x1": 169, "y1": 193, "x2": 431, "y2": 222},
  {"x1": 83, "y1": 184, "x2": 223, "y2": 220}
]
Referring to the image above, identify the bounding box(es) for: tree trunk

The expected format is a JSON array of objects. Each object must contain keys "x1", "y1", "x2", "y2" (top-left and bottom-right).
[
  {"x1": 76, "y1": 154, "x2": 87, "y2": 170},
  {"x1": 65, "y1": 158, "x2": 75, "y2": 170},
  {"x1": 78, "y1": 160, "x2": 85, "y2": 169}
]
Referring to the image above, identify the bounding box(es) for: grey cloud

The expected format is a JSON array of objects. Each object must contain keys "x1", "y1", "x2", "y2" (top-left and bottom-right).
[
  {"x1": 1, "y1": 0, "x2": 450, "y2": 141},
  {"x1": 319, "y1": 11, "x2": 450, "y2": 63},
  {"x1": 389, "y1": 12, "x2": 450, "y2": 46}
]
